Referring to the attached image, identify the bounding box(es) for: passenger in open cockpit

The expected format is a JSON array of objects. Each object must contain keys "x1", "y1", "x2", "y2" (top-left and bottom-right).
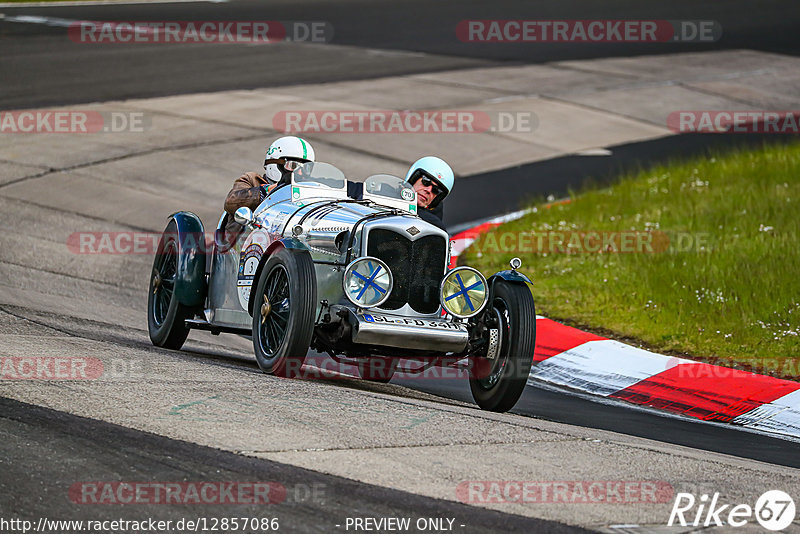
[{"x1": 223, "y1": 136, "x2": 315, "y2": 236}]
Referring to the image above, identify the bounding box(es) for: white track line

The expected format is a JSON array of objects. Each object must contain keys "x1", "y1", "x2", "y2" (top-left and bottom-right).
[
  {"x1": 531, "y1": 339, "x2": 695, "y2": 397},
  {"x1": 3, "y1": 14, "x2": 76, "y2": 26},
  {"x1": 0, "y1": 0, "x2": 225, "y2": 8}
]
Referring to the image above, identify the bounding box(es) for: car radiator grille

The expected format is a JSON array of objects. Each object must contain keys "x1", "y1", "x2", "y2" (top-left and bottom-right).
[{"x1": 366, "y1": 228, "x2": 446, "y2": 314}]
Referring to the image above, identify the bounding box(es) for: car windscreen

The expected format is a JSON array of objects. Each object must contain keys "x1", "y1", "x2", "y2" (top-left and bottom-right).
[
  {"x1": 364, "y1": 174, "x2": 416, "y2": 202},
  {"x1": 293, "y1": 162, "x2": 346, "y2": 190}
]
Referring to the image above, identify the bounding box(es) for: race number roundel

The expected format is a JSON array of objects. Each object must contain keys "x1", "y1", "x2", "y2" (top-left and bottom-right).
[{"x1": 237, "y1": 231, "x2": 268, "y2": 310}]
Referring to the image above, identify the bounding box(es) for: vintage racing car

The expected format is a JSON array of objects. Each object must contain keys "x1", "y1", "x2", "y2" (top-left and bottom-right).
[{"x1": 147, "y1": 162, "x2": 536, "y2": 412}]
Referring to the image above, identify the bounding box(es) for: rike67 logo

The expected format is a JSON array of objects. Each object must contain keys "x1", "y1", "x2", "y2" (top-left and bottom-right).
[{"x1": 668, "y1": 490, "x2": 796, "y2": 531}]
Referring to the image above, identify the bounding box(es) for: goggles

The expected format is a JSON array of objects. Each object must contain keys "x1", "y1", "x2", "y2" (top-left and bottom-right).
[
  {"x1": 282, "y1": 159, "x2": 306, "y2": 171},
  {"x1": 264, "y1": 158, "x2": 308, "y2": 172}
]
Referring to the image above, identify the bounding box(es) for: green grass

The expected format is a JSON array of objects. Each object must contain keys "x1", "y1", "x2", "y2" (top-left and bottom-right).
[{"x1": 463, "y1": 141, "x2": 800, "y2": 379}]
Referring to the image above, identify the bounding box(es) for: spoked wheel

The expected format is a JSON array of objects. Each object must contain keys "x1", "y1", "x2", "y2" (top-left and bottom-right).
[
  {"x1": 358, "y1": 357, "x2": 398, "y2": 383},
  {"x1": 147, "y1": 220, "x2": 192, "y2": 349},
  {"x1": 252, "y1": 247, "x2": 317, "y2": 377},
  {"x1": 469, "y1": 280, "x2": 536, "y2": 412}
]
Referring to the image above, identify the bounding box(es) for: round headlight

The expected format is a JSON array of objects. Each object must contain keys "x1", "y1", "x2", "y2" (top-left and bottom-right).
[
  {"x1": 343, "y1": 257, "x2": 393, "y2": 308},
  {"x1": 440, "y1": 267, "x2": 488, "y2": 318}
]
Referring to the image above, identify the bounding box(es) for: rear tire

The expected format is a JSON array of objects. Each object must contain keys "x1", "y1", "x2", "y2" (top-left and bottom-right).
[
  {"x1": 252, "y1": 247, "x2": 317, "y2": 377},
  {"x1": 147, "y1": 220, "x2": 192, "y2": 350},
  {"x1": 469, "y1": 281, "x2": 536, "y2": 412}
]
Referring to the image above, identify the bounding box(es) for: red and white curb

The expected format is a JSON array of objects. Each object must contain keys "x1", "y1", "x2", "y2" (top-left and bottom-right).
[
  {"x1": 531, "y1": 317, "x2": 800, "y2": 440},
  {"x1": 451, "y1": 216, "x2": 800, "y2": 440}
]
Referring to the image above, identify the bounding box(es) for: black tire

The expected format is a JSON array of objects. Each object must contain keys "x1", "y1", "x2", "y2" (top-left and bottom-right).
[
  {"x1": 252, "y1": 247, "x2": 317, "y2": 377},
  {"x1": 358, "y1": 357, "x2": 398, "y2": 383},
  {"x1": 147, "y1": 220, "x2": 192, "y2": 350},
  {"x1": 469, "y1": 281, "x2": 536, "y2": 412}
]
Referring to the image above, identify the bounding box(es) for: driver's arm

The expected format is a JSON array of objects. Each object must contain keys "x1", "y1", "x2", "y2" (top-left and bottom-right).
[{"x1": 224, "y1": 172, "x2": 276, "y2": 214}]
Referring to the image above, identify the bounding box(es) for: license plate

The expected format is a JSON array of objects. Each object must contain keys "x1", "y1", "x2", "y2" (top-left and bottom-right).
[{"x1": 361, "y1": 313, "x2": 463, "y2": 331}]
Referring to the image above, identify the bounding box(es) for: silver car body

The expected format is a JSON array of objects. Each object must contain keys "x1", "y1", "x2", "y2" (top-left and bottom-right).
[{"x1": 205, "y1": 164, "x2": 468, "y2": 354}]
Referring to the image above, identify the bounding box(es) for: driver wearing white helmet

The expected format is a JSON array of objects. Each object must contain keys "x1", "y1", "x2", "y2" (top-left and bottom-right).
[
  {"x1": 347, "y1": 156, "x2": 454, "y2": 231},
  {"x1": 224, "y1": 136, "x2": 315, "y2": 235},
  {"x1": 403, "y1": 156, "x2": 454, "y2": 231}
]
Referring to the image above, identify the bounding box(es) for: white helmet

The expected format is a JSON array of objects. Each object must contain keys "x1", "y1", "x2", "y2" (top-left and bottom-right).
[
  {"x1": 263, "y1": 136, "x2": 316, "y2": 183},
  {"x1": 405, "y1": 156, "x2": 454, "y2": 209}
]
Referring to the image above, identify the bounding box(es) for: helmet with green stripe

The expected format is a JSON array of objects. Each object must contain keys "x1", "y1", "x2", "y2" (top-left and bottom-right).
[{"x1": 264, "y1": 136, "x2": 316, "y2": 183}]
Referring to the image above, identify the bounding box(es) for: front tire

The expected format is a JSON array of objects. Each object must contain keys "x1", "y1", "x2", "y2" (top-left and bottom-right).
[
  {"x1": 252, "y1": 247, "x2": 317, "y2": 377},
  {"x1": 147, "y1": 220, "x2": 193, "y2": 350},
  {"x1": 469, "y1": 280, "x2": 536, "y2": 412}
]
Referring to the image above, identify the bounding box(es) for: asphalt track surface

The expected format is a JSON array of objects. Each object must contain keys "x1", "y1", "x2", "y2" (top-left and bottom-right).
[
  {"x1": 394, "y1": 373, "x2": 800, "y2": 470},
  {"x1": 2, "y1": 1, "x2": 800, "y2": 531},
  {"x1": 0, "y1": 396, "x2": 586, "y2": 533},
  {"x1": 1, "y1": 0, "x2": 800, "y2": 109}
]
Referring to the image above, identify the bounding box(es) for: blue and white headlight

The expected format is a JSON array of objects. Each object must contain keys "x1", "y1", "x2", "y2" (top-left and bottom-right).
[
  {"x1": 440, "y1": 267, "x2": 488, "y2": 318},
  {"x1": 343, "y1": 257, "x2": 393, "y2": 308}
]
